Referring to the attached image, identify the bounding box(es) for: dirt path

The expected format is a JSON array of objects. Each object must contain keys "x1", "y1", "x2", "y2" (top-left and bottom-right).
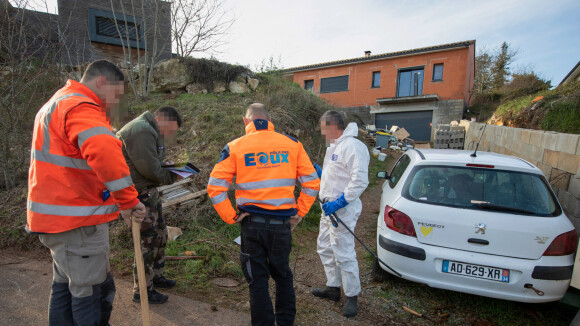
[
  {"x1": 0, "y1": 249, "x2": 251, "y2": 326},
  {"x1": 0, "y1": 153, "x2": 399, "y2": 326},
  {"x1": 289, "y1": 153, "x2": 402, "y2": 325}
]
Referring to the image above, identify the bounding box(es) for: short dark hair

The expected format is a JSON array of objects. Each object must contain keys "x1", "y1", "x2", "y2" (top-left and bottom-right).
[
  {"x1": 155, "y1": 106, "x2": 182, "y2": 127},
  {"x1": 320, "y1": 110, "x2": 345, "y2": 130},
  {"x1": 81, "y1": 60, "x2": 125, "y2": 82},
  {"x1": 246, "y1": 103, "x2": 269, "y2": 120}
]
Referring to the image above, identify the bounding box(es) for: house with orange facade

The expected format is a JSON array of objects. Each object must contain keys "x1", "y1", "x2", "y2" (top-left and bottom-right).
[{"x1": 284, "y1": 40, "x2": 475, "y2": 141}]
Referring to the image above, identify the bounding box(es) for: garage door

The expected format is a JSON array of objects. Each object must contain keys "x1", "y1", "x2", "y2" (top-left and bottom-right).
[{"x1": 375, "y1": 111, "x2": 432, "y2": 142}]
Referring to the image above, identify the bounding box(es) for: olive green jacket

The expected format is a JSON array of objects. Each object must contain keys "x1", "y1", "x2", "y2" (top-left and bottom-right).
[{"x1": 117, "y1": 112, "x2": 176, "y2": 193}]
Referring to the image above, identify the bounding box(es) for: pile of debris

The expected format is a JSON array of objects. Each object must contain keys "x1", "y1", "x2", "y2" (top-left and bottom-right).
[{"x1": 360, "y1": 124, "x2": 420, "y2": 161}]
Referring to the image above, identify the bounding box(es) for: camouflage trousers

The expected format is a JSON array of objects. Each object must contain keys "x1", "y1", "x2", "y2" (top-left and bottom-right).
[{"x1": 133, "y1": 188, "x2": 168, "y2": 294}]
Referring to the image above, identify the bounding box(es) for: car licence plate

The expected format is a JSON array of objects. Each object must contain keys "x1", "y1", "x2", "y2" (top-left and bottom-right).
[{"x1": 442, "y1": 260, "x2": 509, "y2": 282}]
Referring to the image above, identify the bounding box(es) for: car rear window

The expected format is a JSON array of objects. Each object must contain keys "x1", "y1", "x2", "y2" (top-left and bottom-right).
[
  {"x1": 389, "y1": 154, "x2": 411, "y2": 188},
  {"x1": 402, "y1": 166, "x2": 561, "y2": 217}
]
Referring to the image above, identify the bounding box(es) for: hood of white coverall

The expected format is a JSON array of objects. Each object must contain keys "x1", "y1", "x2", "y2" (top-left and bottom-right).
[{"x1": 319, "y1": 122, "x2": 370, "y2": 203}]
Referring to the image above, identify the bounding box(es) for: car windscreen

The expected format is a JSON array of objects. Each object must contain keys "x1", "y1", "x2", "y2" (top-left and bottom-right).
[{"x1": 402, "y1": 165, "x2": 561, "y2": 217}]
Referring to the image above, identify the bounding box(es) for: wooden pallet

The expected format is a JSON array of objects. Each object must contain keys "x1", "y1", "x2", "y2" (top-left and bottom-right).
[{"x1": 158, "y1": 178, "x2": 207, "y2": 210}]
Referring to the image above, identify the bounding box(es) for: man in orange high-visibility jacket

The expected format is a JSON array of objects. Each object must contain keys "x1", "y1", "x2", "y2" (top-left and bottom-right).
[
  {"x1": 207, "y1": 103, "x2": 320, "y2": 325},
  {"x1": 27, "y1": 59, "x2": 146, "y2": 326}
]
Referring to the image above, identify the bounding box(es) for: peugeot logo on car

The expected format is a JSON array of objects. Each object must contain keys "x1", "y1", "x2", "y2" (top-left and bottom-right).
[{"x1": 475, "y1": 223, "x2": 486, "y2": 234}]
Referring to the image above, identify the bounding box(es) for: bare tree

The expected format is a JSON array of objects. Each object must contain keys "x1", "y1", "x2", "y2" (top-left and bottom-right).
[
  {"x1": 109, "y1": 0, "x2": 171, "y2": 97},
  {"x1": 0, "y1": 0, "x2": 60, "y2": 189},
  {"x1": 171, "y1": 0, "x2": 234, "y2": 57},
  {"x1": 473, "y1": 43, "x2": 518, "y2": 96},
  {"x1": 474, "y1": 47, "x2": 494, "y2": 95}
]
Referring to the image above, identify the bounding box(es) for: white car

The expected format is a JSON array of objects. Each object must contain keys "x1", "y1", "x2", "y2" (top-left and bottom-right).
[{"x1": 373, "y1": 149, "x2": 578, "y2": 303}]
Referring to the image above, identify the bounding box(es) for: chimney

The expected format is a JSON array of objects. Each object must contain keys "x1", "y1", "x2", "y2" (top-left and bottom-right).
[{"x1": 364, "y1": 50, "x2": 371, "y2": 58}]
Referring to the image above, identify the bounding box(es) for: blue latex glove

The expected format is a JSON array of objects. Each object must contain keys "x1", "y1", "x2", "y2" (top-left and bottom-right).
[
  {"x1": 313, "y1": 162, "x2": 322, "y2": 178},
  {"x1": 102, "y1": 190, "x2": 111, "y2": 202},
  {"x1": 322, "y1": 193, "x2": 348, "y2": 216}
]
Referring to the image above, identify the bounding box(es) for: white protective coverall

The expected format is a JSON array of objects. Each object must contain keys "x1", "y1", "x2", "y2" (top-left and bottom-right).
[{"x1": 317, "y1": 122, "x2": 370, "y2": 297}]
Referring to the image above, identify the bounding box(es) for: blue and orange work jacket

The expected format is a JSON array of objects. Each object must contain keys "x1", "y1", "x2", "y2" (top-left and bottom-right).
[
  {"x1": 27, "y1": 80, "x2": 139, "y2": 233},
  {"x1": 207, "y1": 119, "x2": 320, "y2": 224}
]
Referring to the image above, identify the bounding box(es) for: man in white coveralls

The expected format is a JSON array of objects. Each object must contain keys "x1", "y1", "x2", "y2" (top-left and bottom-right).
[{"x1": 311, "y1": 110, "x2": 370, "y2": 317}]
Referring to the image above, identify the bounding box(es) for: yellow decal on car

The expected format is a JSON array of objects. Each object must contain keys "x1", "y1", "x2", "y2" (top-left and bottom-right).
[{"x1": 420, "y1": 226, "x2": 433, "y2": 236}]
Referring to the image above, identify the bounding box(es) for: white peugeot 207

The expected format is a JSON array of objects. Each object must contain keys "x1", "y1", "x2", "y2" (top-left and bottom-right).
[{"x1": 373, "y1": 149, "x2": 578, "y2": 303}]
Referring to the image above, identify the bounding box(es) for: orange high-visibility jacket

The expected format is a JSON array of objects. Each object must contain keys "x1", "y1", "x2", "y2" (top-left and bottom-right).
[
  {"x1": 27, "y1": 80, "x2": 139, "y2": 233},
  {"x1": 207, "y1": 119, "x2": 320, "y2": 224}
]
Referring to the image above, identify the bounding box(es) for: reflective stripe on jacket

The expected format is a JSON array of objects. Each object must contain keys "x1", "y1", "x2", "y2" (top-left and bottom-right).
[
  {"x1": 207, "y1": 119, "x2": 320, "y2": 224},
  {"x1": 27, "y1": 80, "x2": 139, "y2": 233}
]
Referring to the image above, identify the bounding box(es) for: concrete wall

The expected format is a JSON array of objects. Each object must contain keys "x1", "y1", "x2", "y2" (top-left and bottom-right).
[
  {"x1": 431, "y1": 99, "x2": 464, "y2": 140},
  {"x1": 462, "y1": 121, "x2": 580, "y2": 230},
  {"x1": 335, "y1": 106, "x2": 373, "y2": 126},
  {"x1": 57, "y1": 0, "x2": 171, "y2": 66}
]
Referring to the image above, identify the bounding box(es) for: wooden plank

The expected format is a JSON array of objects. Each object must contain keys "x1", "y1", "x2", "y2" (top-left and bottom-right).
[
  {"x1": 162, "y1": 189, "x2": 207, "y2": 208},
  {"x1": 132, "y1": 217, "x2": 151, "y2": 326},
  {"x1": 157, "y1": 178, "x2": 196, "y2": 194}
]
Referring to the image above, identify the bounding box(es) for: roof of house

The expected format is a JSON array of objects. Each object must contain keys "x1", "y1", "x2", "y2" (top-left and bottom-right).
[
  {"x1": 0, "y1": 0, "x2": 13, "y2": 10},
  {"x1": 15, "y1": 8, "x2": 59, "y2": 42},
  {"x1": 284, "y1": 40, "x2": 475, "y2": 73},
  {"x1": 559, "y1": 60, "x2": 580, "y2": 86}
]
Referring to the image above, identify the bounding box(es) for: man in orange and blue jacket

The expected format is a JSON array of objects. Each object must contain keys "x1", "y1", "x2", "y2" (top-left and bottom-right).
[
  {"x1": 207, "y1": 103, "x2": 320, "y2": 325},
  {"x1": 27, "y1": 60, "x2": 146, "y2": 325}
]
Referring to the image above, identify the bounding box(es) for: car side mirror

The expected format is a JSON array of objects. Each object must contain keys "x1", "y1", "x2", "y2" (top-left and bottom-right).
[{"x1": 377, "y1": 171, "x2": 390, "y2": 179}]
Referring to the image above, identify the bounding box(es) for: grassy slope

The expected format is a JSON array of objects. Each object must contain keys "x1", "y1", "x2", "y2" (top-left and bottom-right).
[
  {"x1": 488, "y1": 81, "x2": 580, "y2": 134},
  {"x1": 108, "y1": 73, "x2": 333, "y2": 291}
]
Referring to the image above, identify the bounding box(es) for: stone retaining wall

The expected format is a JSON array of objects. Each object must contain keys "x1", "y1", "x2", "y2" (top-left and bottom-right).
[
  {"x1": 335, "y1": 106, "x2": 373, "y2": 126},
  {"x1": 461, "y1": 121, "x2": 580, "y2": 230}
]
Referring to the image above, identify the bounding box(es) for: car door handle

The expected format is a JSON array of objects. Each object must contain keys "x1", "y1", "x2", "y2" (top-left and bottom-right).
[{"x1": 468, "y1": 238, "x2": 489, "y2": 245}]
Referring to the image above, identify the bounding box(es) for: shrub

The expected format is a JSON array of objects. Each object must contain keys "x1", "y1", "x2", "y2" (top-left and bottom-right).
[{"x1": 500, "y1": 72, "x2": 551, "y2": 101}]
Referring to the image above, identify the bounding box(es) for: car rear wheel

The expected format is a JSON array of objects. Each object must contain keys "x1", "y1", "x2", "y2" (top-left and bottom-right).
[{"x1": 371, "y1": 257, "x2": 390, "y2": 282}]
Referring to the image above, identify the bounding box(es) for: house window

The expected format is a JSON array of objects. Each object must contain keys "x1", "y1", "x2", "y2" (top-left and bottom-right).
[
  {"x1": 95, "y1": 17, "x2": 139, "y2": 41},
  {"x1": 372, "y1": 71, "x2": 380, "y2": 88},
  {"x1": 320, "y1": 75, "x2": 349, "y2": 93},
  {"x1": 304, "y1": 80, "x2": 314, "y2": 92},
  {"x1": 397, "y1": 67, "x2": 424, "y2": 97},
  {"x1": 433, "y1": 63, "x2": 444, "y2": 81},
  {"x1": 88, "y1": 8, "x2": 143, "y2": 48}
]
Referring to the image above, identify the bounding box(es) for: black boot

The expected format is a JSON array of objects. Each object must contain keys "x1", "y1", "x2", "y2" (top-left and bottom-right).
[
  {"x1": 153, "y1": 276, "x2": 176, "y2": 288},
  {"x1": 343, "y1": 296, "x2": 357, "y2": 317},
  {"x1": 132, "y1": 289, "x2": 168, "y2": 304},
  {"x1": 311, "y1": 286, "x2": 340, "y2": 302}
]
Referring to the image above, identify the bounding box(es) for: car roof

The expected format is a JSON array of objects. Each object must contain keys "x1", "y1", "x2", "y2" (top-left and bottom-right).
[{"x1": 410, "y1": 149, "x2": 541, "y2": 174}]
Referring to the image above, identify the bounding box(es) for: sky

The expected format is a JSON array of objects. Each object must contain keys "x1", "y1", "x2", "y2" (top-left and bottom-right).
[{"x1": 16, "y1": 0, "x2": 580, "y2": 85}]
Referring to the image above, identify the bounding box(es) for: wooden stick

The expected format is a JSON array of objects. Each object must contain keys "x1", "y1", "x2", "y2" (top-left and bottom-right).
[
  {"x1": 402, "y1": 306, "x2": 422, "y2": 317},
  {"x1": 380, "y1": 297, "x2": 391, "y2": 304},
  {"x1": 132, "y1": 217, "x2": 151, "y2": 326}
]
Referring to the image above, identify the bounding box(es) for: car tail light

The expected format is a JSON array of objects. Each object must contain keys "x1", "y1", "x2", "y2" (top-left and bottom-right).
[
  {"x1": 543, "y1": 230, "x2": 579, "y2": 256},
  {"x1": 384, "y1": 205, "x2": 416, "y2": 237}
]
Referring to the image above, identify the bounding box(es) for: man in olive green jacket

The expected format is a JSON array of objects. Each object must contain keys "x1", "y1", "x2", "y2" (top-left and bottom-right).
[{"x1": 117, "y1": 106, "x2": 182, "y2": 304}]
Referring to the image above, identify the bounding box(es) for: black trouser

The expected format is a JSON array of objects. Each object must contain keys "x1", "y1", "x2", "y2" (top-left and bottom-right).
[{"x1": 240, "y1": 216, "x2": 295, "y2": 326}]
